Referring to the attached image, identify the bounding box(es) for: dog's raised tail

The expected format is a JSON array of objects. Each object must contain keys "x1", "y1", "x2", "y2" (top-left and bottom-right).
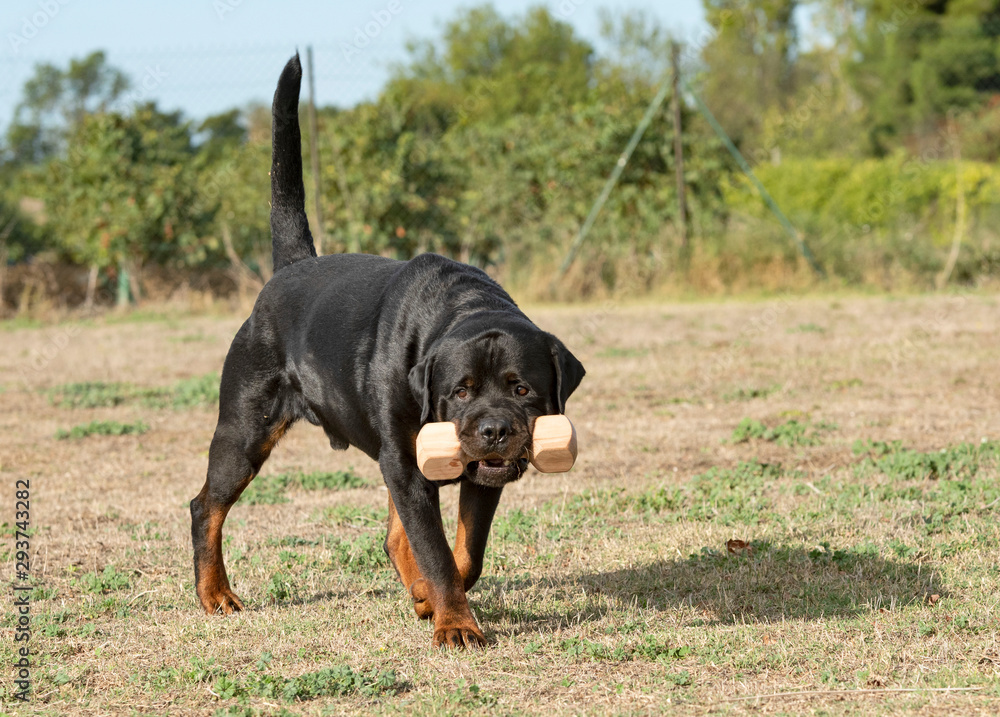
[{"x1": 270, "y1": 54, "x2": 317, "y2": 272}]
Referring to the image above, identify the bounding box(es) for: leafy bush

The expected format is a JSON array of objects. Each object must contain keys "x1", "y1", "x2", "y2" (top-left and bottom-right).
[{"x1": 722, "y1": 155, "x2": 1000, "y2": 287}]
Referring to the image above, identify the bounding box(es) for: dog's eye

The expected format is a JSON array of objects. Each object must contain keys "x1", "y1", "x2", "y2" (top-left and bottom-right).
[
  {"x1": 515, "y1": 385, "x2": 529, "y2": 397},
  {"x1": 455, "y1": 388, "x2": 469, "y2": 399}
]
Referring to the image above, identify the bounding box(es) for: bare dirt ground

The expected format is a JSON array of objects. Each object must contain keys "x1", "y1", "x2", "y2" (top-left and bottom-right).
[{"x1": 0, "y1": 292, "x2": 998, "y2": 715}]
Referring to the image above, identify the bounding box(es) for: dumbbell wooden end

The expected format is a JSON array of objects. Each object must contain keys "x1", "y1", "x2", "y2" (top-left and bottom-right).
[
  {"x1": 415, "y1": 415, "x2": 578, "y2": 481},
  {"x1": 415, "y1": 422, "x2": 468, "y2": 481},
  {"x1": 529, "y1": 414, "x2": 578, "y2": 473}
]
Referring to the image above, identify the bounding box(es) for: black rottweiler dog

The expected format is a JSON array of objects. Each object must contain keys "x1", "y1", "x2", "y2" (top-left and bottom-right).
[{"x1": 190, "y1": 55, "x2": 585, "y2": 648}]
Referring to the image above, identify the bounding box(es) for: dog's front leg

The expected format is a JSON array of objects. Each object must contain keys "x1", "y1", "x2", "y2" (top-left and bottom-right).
[
  {"x1": 380, "y1": 450, "x2": 486, "y2": 648},
  {"x1": 454, "y1": 481, "x2": 503, "y2": 592}
]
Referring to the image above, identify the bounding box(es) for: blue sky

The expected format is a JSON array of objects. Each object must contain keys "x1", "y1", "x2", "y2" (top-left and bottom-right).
[{"x1": 0, "y1": 0, "x2": 706, "y2": 127}]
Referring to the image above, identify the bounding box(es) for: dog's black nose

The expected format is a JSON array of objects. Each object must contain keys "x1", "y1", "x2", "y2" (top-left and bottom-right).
[{"x1": 478, "y1": 418, "x2": 510, "y2": 446}]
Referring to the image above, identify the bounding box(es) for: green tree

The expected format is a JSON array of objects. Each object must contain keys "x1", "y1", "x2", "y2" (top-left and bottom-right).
[
  {"x1": 43, "y1": 104, "x2": 204, "y2": 302},
  {"x1": 849, "y1": 0, "x2": 1000, "y2": 153},
  {"x1": 700, "y1": 0, "x2": 801, "y2": 148},
  {"x1": 195, "y1": 123, "x2": 273, "y2": 280},
  {"x1": 0, "y1": 194, "x2": 46, "y2": 267},
  {"x1": 596, "y1": 8, "x2": 672, "y2": 88},
  {"x1": 388, "y1": 4, "x2": 594, "y2": 127},
  {"x1": 317, "y1": 3, "x2": 729, "y2": 286},
  {"x1": 316, "y1": 101, "x2": 461, "y2": 258},
  {"x1": 5, "y1": 51, "x2": 129, "y2": 164}
]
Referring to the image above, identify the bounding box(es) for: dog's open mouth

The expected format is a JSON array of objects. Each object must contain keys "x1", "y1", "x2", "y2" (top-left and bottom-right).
[{"x1": 465, "y1": 456, "x2": 530, "y2": 486}]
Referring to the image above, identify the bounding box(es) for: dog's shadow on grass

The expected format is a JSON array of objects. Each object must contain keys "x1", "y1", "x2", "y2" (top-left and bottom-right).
[{"x1": 486, "y1": 541, "x2": 945, "y2": 635}]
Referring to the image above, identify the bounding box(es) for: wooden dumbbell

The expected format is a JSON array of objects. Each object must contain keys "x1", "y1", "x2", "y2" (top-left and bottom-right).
[{"x1": 416, "y1": 415, "x2": 578, "y2": 481}]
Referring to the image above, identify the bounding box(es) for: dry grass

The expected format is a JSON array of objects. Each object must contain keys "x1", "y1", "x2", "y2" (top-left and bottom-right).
[{"x1": 1, "y1": 292, "x2": 999, "y2": 715}]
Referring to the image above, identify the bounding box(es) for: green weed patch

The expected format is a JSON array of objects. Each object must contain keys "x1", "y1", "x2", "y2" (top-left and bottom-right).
[
  {"x1": 144, "y1": 373, "x2": 219, "y2": 409},
  {"x1": 79, "y1": 565, "x2": 131, "y2": 593},
  {"x1": 55, "y1": 419, "x2": 149, "y2": 439},
  {"x1": 240, "y1": 469, "x2": 371, "y2": 505},
  {"x1": 607, "y1": 461, "x2": 785, "y2": 526},
  {"x1": 327, "y1": 534, "x2": 389, "y2": 573},
  {"x1": 46, "y1": 374, "x2": 219, "y2": 410},
  {"x1": 264, "y1": 572, "x2": 297, "y2": 603},
  {"x1": 722, "y1": 384, "x2": 780, "y2": 402},
  {"x1": 853, "y1": 439, "x2": 1000, "y2": 480},
  {"x1": 291, "y1": 469, "x2": 369, "y2": 491},
  {"x1": 787, "y1": 322, "x2": 826, "y2": 333},
  {"x1": 491, "y1": 508, "x2": 538, "y2": 542},
  {"x1": 595, "y1": 346, "x2": 650, "y2": 359},
  {"x1": 322, "y1": 504, "x2": 387, "y2": 527},
  {"x1": 560, "y1": 636, "x2": 693, "y2": 664},
  {"x1": 730, "y1": 417, "x2": 837, "y2": 446},
  {"x1": 46, "y1": 381, "x2": 138, "y2": 408},
  {"x1": 239, "y1": 476, "x2": 290, "y2": 505},
  {"x1": 212, "y1": 664, "x2": 401, "y2": 703}
]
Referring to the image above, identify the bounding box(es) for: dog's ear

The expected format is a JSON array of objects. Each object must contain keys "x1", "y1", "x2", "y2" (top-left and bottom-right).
[
  {"x1": 408, "y1": 353, "x2": 435, "y2": 425},
  {"x1": 548, "y1": 336, "x2": 585, "y2": 414}
]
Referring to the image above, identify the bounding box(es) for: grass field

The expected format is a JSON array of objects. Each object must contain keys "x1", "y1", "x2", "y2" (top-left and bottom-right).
[{"x1": 1, "y1": 293, "x2": 999, "y2": 715}]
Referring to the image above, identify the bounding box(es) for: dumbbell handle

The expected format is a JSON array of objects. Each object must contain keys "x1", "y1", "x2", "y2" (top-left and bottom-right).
[{"x1": 416, "y1": 415, "x2": 578, "y2": 481}]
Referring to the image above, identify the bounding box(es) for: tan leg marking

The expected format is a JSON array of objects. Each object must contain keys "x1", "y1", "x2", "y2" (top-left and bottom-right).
[
  {"x1": 386, "y1": 494, "x2": 433, "y2": 619},
  {"x1": 385, "y1": 493, "x2": 486, "y2": 646},
  {"x1": 195, "y1": 499, "x2": 245, "y2": 614}
]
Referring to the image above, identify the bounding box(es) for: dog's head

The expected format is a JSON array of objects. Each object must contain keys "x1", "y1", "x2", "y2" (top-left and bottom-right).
[{"x1": 409, "y1": 317, "x2": 585, "y2": 487}]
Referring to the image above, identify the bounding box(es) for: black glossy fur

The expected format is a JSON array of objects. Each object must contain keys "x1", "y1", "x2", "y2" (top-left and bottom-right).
[{"x1": 190, "y1": 54, "x2": 584, "y2": 647}]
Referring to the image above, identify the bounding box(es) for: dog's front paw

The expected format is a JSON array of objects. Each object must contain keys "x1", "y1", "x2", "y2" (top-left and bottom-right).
[
  {"x1": 432, "y1": 607, "x2": 487, "y2": 649},
  {"x1": 198, "y1": 581, "x2": 245, "y2": 615},
  {"x1": 432, "y1": 623, "x2": 487, "y2": 649}
]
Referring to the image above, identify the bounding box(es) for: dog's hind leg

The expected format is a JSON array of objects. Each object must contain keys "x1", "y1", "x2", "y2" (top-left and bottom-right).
[{"x1": 190, "y1": 335, "x2": 293, "y2": 614}]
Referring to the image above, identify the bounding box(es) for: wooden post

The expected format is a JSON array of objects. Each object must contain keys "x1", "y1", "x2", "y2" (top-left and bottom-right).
[
  {"x1": 116, "y1": 265, "x2": 130, "y2": 309},
  {"x1": 306, "y1": 46, "x2": 325, "y2": 255},
  {"x1": 0, "y1": 216, "x2": 15, "y2": 317},
  {"x1": 670, "y1": 41, "x2": 689, "y2": 262}
]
